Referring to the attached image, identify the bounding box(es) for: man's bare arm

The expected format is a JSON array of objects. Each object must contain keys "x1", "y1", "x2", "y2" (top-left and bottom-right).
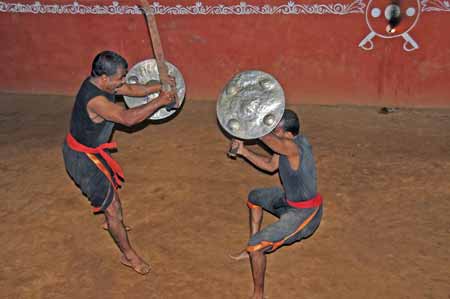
[
  {"x1": 87, "y1": 92, "x2": 174, "y2": 127},
  {"x1": 232, "y1": 139, "x2": 279, "y2": 172},
  {"x1": 115, "y1": 77, "x2": 175, "y2": 97},
  {"x1": 115, "y1": 82, "x2": 161, "y2": 97},
  {"x1": 260, "y1": 133, "x2": 300, "y2": 171},
  {"x1": 260, "y1": 133, "x2": 298, "y2": 156}
]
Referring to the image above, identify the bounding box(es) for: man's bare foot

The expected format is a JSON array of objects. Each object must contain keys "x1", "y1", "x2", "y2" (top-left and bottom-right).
[
  {"x1": 229, "y1": 250, "x2": 249, "y2": 261},
  {"x1": 120, "y1": 255, "x2": 151, "y2": 275},
  {"x1": 102, "y1": 223, "x2": 132, "y2": 231}
]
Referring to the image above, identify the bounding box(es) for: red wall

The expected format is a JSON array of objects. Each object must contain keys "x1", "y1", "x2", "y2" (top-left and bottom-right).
[{"x1": 1, "y1": 0, "x2": 449, "y2": 107}]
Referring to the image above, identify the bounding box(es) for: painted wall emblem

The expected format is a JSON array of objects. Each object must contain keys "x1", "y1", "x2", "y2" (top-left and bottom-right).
[{"x1": 359, "y1": 0, "x2": 421, "y2": 51}]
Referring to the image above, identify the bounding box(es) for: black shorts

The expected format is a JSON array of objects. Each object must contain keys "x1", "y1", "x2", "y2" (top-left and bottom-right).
[
  {"x1": 62, "y1": 141, "x2": 115, "y2": 212},
  {"x1": 246, "y1": 187, "x2": 322, "y2": 252}
]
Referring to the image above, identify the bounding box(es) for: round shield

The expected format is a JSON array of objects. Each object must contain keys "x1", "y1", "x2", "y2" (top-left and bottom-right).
[
  {"x1": 217, "y1": 70, "x2": 285, "y2": 140},
  {"x1": 123, "y1": 59, "x2": 185, "y2": 120},
  {"x1": 365, "y1": 0, "x2": 420, "y2": 38}
]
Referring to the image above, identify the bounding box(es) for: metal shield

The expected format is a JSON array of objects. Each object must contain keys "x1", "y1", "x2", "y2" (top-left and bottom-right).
[
  {"x1": 123, "y1": 59, "x2": 185, "y2": 120},
  {"x1": 217, "y1": 70, "x2": 285, "y2": 140}
]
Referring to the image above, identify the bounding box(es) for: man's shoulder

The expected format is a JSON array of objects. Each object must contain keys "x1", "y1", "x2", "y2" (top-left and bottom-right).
[{"x1": 77, "y1": 78, "x2": 113, "y2": 103}]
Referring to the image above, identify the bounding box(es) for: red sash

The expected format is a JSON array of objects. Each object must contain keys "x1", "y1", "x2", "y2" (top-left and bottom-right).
[
  {"x1": 287, "y1": 194, "x2": 323, "y2": 209},
  {"x1": 66, "y1": 133, "x2": 124, "y2": 189}
]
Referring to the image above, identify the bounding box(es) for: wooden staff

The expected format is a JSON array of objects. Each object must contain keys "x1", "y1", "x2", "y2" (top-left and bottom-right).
[{"x1": 140, "y1": 0, "x2": 179, "y2": 110}]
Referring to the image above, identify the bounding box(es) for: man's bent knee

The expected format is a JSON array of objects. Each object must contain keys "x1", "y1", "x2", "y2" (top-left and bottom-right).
[{"x1": 248, "y1": 189, "x2": 261, "y2": 204}]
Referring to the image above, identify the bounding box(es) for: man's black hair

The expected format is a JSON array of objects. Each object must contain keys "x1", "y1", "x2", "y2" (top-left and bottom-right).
[
  {"x1": 281, "y1": 109, "x2": 300, "y2": 136},
  {"x1": 91, "y1": 51, "x2": 128, "y2": 78}
]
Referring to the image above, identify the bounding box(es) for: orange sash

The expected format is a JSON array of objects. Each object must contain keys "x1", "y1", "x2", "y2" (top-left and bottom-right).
[{"x1": 66, "y1": 133, "x2": 124, "y2": 189}]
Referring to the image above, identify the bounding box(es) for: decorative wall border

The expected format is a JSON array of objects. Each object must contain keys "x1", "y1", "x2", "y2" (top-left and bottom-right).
[
  {"x1": 1, "y1": 1, "x2": 448, "y2": 16},
  {"x1": 0, "y1": 1, "x2": 366, "y2": 15},
  {"x1": 1, "y1": 1, "x2": 448, "y2": 15}
]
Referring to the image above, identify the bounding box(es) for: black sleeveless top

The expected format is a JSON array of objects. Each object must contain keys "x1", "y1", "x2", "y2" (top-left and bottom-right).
[
  {"x1": 69, "y1": 78, "x2": 115, "y2": 147},
  {"x1": 278, "y1": 135, "x2": 317, "y2": 202}
]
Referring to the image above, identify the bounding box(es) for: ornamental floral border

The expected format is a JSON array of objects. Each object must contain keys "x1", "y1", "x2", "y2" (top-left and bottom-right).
[
  {"x1": 1, "y1": 1, "x2": 365, "y2": 15},
  {"x1": 0, "y1": 1, "x2": 448, "y2": 15}
]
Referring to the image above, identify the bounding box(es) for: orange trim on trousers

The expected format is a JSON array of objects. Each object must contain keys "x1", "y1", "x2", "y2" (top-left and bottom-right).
[
  {"x1": 247, "y1": 201, "x2": 260, "y2": 209},
  {"x1": 246, "y1": 205, "x2": 320, "y2": 253}
]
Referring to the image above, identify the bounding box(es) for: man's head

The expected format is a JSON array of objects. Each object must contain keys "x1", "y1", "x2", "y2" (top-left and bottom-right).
[
  {"x1": 91, "y1": 51, "x2": 128, "y2": 93},
  {"x1": 273, "y1": 109, "x2": 300, "y2": 138}
]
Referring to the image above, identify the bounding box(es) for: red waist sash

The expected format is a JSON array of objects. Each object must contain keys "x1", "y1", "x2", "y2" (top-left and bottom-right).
[
  {"x1": 66, "y1": 133, "x2": 124, "y2": 189},
  {"x1": 287, "y1": 194, "x2": 323, "y2": 209}
]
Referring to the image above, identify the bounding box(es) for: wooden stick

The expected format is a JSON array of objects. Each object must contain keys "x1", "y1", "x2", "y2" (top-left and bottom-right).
[{"x1": 140, "y1": 0, "x2": 179, "y2": 109}]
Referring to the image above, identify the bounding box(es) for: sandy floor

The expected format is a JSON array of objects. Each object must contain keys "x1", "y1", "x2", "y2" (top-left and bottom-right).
[{"x1": 0, "y1": 93, "x2": 449, "y2": 299}]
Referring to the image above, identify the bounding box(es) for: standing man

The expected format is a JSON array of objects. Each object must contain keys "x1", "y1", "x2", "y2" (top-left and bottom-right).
[
  {"x1": 229, "y1": 109, "x2": 323, "y2": 299},
  {"x1": 62, "y1": 50, "x2": 175, "y2": 275}
]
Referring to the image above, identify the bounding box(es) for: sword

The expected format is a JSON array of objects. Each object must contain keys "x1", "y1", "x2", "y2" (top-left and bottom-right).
[{"x1": 140, "y1": 0, "x2": 179, "y2": 110}]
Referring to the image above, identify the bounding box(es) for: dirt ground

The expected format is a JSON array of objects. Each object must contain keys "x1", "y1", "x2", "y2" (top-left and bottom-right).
[{"x1": 0, "y1": 93, "x2": 449, "y2": 299}]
